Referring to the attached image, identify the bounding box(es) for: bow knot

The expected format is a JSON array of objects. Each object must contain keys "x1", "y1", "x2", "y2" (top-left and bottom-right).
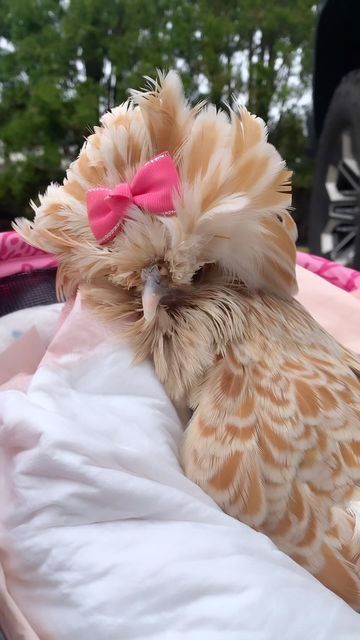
[{"x1": 87, "y1": 152, "x2": 179, "y2": 245}]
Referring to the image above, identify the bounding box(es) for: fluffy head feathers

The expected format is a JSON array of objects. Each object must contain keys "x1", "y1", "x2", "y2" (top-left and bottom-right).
[{"x1": 15, "y1": 70, "x2": 297, "y2": 301}]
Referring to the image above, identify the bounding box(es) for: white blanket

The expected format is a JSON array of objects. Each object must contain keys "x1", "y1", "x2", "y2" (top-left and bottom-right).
[{"x1": 1, "y1": 268, "x2": 360, "y2": 639}]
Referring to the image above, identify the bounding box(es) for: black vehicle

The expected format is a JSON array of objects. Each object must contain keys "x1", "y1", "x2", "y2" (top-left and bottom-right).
[{"x1": 309, "y1": 0, "x2": 360, "y2": 267}]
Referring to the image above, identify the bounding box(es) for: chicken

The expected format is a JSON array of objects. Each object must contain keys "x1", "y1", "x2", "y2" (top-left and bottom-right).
[{"x1": 15, "y1": 71, "x2": 360, "y2": 609}]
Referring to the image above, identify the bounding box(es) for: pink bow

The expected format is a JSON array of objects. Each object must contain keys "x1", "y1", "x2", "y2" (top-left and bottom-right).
[{"x1": 86, "y1": 152, "x2": 179, "y2": 245}]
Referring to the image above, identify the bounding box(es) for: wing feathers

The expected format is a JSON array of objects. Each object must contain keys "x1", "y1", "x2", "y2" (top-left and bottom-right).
[{"x1": 182, "y1": 296, "x2": 360, "y2": 608}]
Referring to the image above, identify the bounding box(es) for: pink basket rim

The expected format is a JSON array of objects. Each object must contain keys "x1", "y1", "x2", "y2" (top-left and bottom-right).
[{"x1": 0, "y1": 230, "x2": 58, "y2": 278}]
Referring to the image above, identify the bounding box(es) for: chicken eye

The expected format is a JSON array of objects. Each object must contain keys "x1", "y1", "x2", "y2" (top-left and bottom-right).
[{"x1": 191, "y1": 266, "x2": 204, "y2": 284}]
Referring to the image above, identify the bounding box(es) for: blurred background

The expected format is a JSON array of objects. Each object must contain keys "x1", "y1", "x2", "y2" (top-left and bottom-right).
[{"x1": 1, "y1": 0, "x2": 360, "y2": 265}]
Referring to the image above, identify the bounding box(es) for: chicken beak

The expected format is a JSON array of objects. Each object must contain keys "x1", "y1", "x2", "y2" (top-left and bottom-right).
[{"x1": 141, "y1": 269, "x2": 163, "y2": 322}]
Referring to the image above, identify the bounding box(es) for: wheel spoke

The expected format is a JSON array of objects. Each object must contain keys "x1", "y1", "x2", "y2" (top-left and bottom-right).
[
  {"x1": 342, "y1": 132, "x2": 360, "y2": 178},
  {"x1": 321, "y1": 131, "x2": 360, "y2": 265},
  {"x1": 338, "y1": 160, "x2": 360, "y2": 192}
]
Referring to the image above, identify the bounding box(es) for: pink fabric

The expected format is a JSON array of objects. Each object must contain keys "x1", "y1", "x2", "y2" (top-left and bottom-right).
[
  {"x1": 295, "y1": 265, "x2": 360, "y2": 353},
  {"x1": 296, "y1": 251, "x2": 360, "y2": 293},
  {"x1": 0, "y1": 562, "x2": 40, "y2": 640},
  {"x1": 0, "y1": 231, "x2": 57, "y2": 278},
  {"x1": 87, "y1": 152, "x2": 179, "y2": 244},
  {"x1": 0, "y1": 327, "x2": 47, "y2": 388}
]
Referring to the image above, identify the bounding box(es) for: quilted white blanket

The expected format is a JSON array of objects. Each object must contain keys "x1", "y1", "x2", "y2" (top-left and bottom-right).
[{"x1": 1, "y1": 266, "x2": 360, "y2": 639}]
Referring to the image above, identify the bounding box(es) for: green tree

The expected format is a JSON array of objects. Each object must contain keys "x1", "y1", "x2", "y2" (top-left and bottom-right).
[
  {"x1": 0, "y1": 0, "x2": 316, "y2": 228},
  {"x1": 1, "y1": 0, "x2": 70, "y2": 222}
]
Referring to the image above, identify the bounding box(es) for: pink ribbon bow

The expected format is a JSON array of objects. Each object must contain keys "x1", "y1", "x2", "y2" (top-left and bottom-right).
[{"x1": 86, "y1": 152, "x2": 179, "y2": 245}]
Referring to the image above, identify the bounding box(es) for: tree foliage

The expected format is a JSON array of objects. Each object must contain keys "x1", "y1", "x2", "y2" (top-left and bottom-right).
[{"x1": 0, "y1": 0, "x2": 316, "y2": 226}]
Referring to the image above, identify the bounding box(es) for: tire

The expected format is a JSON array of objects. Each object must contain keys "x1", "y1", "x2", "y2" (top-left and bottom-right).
[{"x1": 309, "y1": 70, "x2": 360, "y2": 268}]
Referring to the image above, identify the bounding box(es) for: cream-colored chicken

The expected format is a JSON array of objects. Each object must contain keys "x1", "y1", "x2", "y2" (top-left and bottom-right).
[{"x1": 16, "y1": 71, "x2": 360, "y2": 609}]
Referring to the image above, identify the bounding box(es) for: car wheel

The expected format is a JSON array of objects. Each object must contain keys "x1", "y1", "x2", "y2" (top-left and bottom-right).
[{"x1": 309, "y1": 70, "x2": 360, "y2": 267}]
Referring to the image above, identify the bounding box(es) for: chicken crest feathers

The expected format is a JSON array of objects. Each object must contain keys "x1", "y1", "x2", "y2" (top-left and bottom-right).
[{"x1": 14, "y1": 70, "x2": 297, "y2": 298}]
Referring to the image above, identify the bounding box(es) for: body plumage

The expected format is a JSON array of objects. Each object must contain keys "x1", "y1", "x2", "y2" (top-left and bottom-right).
[{"x1": 16, "y1": 71, "x2": 360, "y2": 609}]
